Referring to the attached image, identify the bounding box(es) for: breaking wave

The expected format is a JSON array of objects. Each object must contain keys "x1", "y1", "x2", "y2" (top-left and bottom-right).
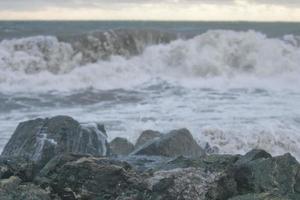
[{"x1": 0, "y1": 29, "x2": 300, "y2": 92}]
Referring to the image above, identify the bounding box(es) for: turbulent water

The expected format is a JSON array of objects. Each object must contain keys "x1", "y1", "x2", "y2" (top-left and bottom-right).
[{"x1": 1, "y1": 21, "x2": 300, "y2": 159}]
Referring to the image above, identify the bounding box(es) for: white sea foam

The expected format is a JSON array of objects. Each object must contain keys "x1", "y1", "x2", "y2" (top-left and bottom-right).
[{"x1": 0, "y1": 30, "x2": 300, "y2": 93}]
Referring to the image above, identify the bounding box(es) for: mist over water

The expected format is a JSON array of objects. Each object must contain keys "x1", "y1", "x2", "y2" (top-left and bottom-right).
[{"x1": 1, "y1": 21, "x2": 300, "y2": 159}]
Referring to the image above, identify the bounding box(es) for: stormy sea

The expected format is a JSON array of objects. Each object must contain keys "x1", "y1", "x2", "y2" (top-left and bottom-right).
[{"x1": 1, "y1": 20, "x2": 300, "y2": 160}]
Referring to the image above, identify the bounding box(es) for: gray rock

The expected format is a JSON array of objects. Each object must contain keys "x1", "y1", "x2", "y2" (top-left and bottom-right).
[
  {"x1": 233, "y1": 152, "x2": 300, "y2": 197},
  {"x1": 0, "y1": 176, "x2": 52, "y2": 200},
  {"x1": 135, "y1": 130, "x2": 162, "y2": 148},
  {"x1": 229, "y1": 193, "x2": 291, "y2": 200},
  {"x1": 38, "y1": 154, "x2": 149, "y2": 200},
  {"x1": 2, "y1": 116, "x2": 108, "y2": 169},
  {"x1": 148, "y1": 167, "x2": 220, "y2": 200},
  {"x1": 109, "y1": 137, "x2": 134, "y2": 156},
  {"x1": 207, "y1": 150, "x2": 300, "y2": 200},
  {"x1": 234, "y1": 149, "x2": 272, "y2": 166},
  {"x1": 0, "y1": 156, "x2": 36, "y2": 181},
  {"x1": 133, "y1": 128, "x2": 205, "y2": 157}
]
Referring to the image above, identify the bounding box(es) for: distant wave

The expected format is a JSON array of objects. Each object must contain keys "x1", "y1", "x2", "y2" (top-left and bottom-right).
[
  {"x1": 0, "y1": 29, "x2": 177, "y2": 74},
  {"x1": 0, "y1": 29, "x2": 300, "y2": 92}
]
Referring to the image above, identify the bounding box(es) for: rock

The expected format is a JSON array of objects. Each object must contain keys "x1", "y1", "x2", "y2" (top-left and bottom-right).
[
  {"x1": 148, "y1": 167, "x2": 219, "y2": 200},
  {"x1": 228, "y1": 193, "x2": 291, "y2": 200},
  {"x1": 109, "y1": 137, "x2": 134, "y2": 156},
  {"x1": 133, "y1": 128, "x2": 205, "y2": 157},
  {"x1": 234, "y1": 149, "x2": 272, "y2": 166},
  {"x1": 0, "y1": 176, "x2": 22, "y2": 191},
  {"x1": 161, "y1": 154, "x2": 240, "y2": 172},
  {"x1": 204, "y1": 143, "x2": 220, "y2": 154},
  {"x1": 38, "y1": 154, "x2": 149, "y2": 200},
  {"x1": 233, "y1": 153, "x2": 300, "y2": 197},
  {"x1": 207, "y1": 150, "x2": 300, "y2": 200},
  {"x1": 135, "y1": 130, "x2": 162, "y2": 148},
  {"x1": 0, "y1": 156, "x2": 36, "y2": 181},
  {"x1": 2, "y1": 116, "x2": 108, "y2": 169},
  {"x1": 0, "y1": 176, "x2": 52, "y2": 200}
]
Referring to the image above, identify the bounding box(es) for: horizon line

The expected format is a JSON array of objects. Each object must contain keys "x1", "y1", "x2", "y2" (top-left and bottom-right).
[{"x1": 0, "y1": 19, "x2": 300, "y2": 23}]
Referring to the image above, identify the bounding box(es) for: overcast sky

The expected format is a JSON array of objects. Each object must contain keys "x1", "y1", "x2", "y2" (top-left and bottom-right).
[{"x1": 0, "y1": 0, "x2": 300, "y2": 21}]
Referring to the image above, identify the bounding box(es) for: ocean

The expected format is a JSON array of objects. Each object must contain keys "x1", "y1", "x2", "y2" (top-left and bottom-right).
[{"x1": 1, "y1": 21, "x2": 300, "y2": 159}]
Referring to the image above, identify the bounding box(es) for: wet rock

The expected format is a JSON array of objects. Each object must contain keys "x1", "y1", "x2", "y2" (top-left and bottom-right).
[
  {"x1": 234, "y1": 149, "x2": 272, "y2": 166},
  {"x1": 2, "y1": 116, "x2": 108, "y2": 169},
  {"x1": 38, "y1": 154, "x2": 149, "y2": 200},
  {"x1": 207, "y1": 150, "x2": 300, "y2": 200},
  {"x1": 233, "y1": 152, "x2": 300, "y2": 197},
  {"x1": 161, "y1": 154, "x2": 240, "y2": 172},
  {"x1": 0, "y1": 156, "x2": 36, "y2": 182},
  {"x1": 228, "y1": 193, "x2": 290, "y2": 200},
  {"x1": 133, "y1": 128, "x2": 205, "y2": 157},
  {"x1": 0, "y1": 176, "x2": 51, "y2": 200},
  {"x1": 135, "y1": 130, "x2": 162, "y2": 148},
  {"x1": 109, "y1": 137, "x2": 134, "y2": 156},
  {"x1": 148, "y1": 167, "x2": 219, "y2": 200},
  {"x1": 204, "y1": 143, "x2": 220, "y2": 154}
]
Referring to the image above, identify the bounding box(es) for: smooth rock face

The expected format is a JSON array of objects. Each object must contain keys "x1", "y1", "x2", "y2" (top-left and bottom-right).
[
  {"x1": 135, "y1": 130, "x2": 162, "y2": 148},
  {"x1": 133, "y1": 128, "x2": 205, "y2": 157},
  {"x1": 109, "y1": 137, "x2": 134, "y2": 156},
  {"x1": 1, "y1": 116, "x2": 108, "y2": 168}
]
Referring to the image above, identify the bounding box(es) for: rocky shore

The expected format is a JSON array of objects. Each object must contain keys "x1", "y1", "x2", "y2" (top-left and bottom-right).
[{"x1": 0, "y1": 116, "x2": 299, "y2": 200}]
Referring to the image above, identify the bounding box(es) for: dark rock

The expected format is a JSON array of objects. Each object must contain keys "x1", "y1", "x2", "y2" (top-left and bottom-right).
[
  {"x1": 118, "y1": 155, "x2": 170, "y2": 173},
  {"x1": 2, "y1": 116, "x2": 108, "y2": 169},
  {"x1": 234, "y1": 149, "x2": 272, "y2": 166},
  {"x1": 0, "y1": 156, "x2": 36, "y2": 182},
  {"x1": 133, "y1": 128, "x2": 205, "y2": 157},
  {"x1": 148, "y1": 167, "x2": 219, "y2": 200},
  {"x1": 135, "y1": 130, "x2": 162, "y2": 148},
  {"x1": 109, "y1": 137, "x2": 134, "y2": 156},
  {"x1": 228, "y1": 193, "x2": 291, "y2": 200},
  {"x1": 233, "y1": 152, "x2": 300, "y2": 196},
  {"x1": 206, "y1": 173, "x2": 238, "y2": 200},
  {"x1": 38, "y1": 154, "x2": 150, "y2": 200},
  {"x1": 204, "y1": 143, "x2": 220, "y2": 154},
  {"x1": 161, "y1": 154, "x2": 240, "y2": 172},
  {"x1": 0, "y1": 176, "x2": 52, "y2": 200},
  {"x1": 208, "y1": 150, "x2": 300, "y2": 200}
]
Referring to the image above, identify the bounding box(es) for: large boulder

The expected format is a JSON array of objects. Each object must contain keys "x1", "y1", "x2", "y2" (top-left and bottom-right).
[
  {"x1": 208, "y1": 149, "x2": 300, "y2": 200},
  {"x1": 38, "y1": 154, "x2": 150, "y2": 200},
  {"x1": 133, "y1": 128, "x2": 205, "y2": 157},
  {"x1": 135, "y1": 130, "x2": 162, "y2": 148},
  {"x1": 233, "y1": 151, "x2": 300, "y2": 197},
  {"x1": 1, "y1": 116, "x2": 108, "y2": 169},
  {"x1": 147, "y1": 167, "x2": 219, "y2": 200},
  {"x1": 109, "y1": 137, "x2": 134, "y2": 156}
]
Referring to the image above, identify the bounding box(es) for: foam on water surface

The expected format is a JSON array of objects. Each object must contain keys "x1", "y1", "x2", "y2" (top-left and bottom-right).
[{"x1": 0, "y1": 29, "x2": 300, "y2": 160}]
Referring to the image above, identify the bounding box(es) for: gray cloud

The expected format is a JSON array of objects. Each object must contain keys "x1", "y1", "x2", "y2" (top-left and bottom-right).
[
  {"x1": 0, "y1": 0, "x2": 299, "y2": 12},
  {"x1": 0, "y1": 0, "x2": 235, "y2": 11}
]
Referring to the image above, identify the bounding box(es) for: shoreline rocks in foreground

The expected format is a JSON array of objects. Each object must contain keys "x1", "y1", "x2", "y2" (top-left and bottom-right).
[{"x1": 1, "y1": 115, "x2": 300, "y2": 200}]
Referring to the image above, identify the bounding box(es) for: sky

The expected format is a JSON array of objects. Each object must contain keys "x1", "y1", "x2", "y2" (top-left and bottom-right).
[{"x1": 0, "y1": 0, "x2": 300, "y2": 21}]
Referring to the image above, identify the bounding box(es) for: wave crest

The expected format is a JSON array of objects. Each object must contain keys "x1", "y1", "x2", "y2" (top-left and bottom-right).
[{"x1": 1, "y1": 30, "x2": 300, "y2": 92}]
